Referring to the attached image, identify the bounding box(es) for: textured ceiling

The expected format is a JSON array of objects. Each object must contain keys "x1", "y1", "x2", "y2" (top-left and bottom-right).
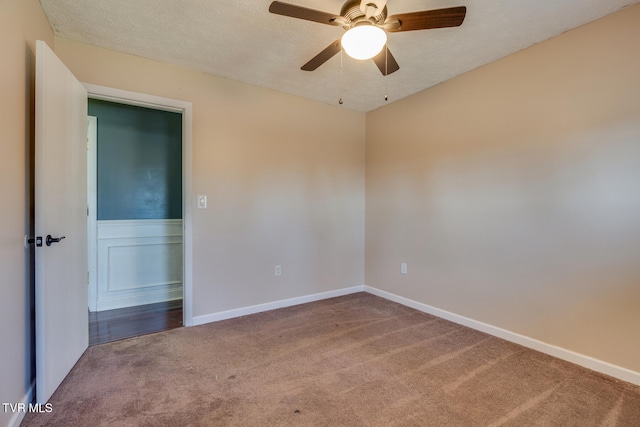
[{"x1": 40, "y1": 0, "x2": 639, "y2": 112}]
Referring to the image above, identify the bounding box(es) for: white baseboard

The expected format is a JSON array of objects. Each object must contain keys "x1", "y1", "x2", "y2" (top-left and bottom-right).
[
  {"x1": 7, "y1": 381, "x2": 33, "y2": 427},
  {"x1": 188, "y1": 284, "x2": 640, "y2": 387},
  {"x1": 94, "y1": 287, "x2": 183, "y2": 312},
  {"x1": 364, "y1": 286, "x2": 640, "y2": 387},
  {"x1": 192, "y1": 285, "x2": 365, "y2": 326}
]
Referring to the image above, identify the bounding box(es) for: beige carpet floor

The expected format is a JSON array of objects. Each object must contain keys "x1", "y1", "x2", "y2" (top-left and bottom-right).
[{"x1": 22, "y1": 292, "x2": 640, "y2": 426}]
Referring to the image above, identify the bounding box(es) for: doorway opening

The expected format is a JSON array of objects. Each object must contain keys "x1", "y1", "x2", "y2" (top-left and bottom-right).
[{"x1": 85, "y1": 85, "x2": 193, "y2": 345}]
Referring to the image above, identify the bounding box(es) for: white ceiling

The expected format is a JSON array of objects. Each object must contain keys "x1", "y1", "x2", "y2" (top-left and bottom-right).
[{"x1": 40, "y1": 0, "x2": 639, "y2": 112}]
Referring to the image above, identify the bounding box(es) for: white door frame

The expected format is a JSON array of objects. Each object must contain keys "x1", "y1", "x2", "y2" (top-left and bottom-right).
[
  {"x1": 84, "y1": 83, "x2": 194, "y2": 326},
  {"x1": 87, "y1": 116, "x2": 98, "y2": 311}
]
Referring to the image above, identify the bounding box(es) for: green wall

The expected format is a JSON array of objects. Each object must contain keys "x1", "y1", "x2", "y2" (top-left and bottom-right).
[{"x1": 89, "y1": 99, "x2": 182, "y2": 220}]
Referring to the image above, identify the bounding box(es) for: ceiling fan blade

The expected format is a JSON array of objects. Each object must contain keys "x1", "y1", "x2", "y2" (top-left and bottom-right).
[
  {"x1": 386, "y1": 6, "x2": 466, "y2": 32},
  {"x1": 269, "y1": 1, "x2": 341, "y2": 26},
  {"x1": 301, "y1": 39, "x2": 342, "y2": 71},
  {"x1": 372, "y1": 46, "x2": 399, "y2": 76}
]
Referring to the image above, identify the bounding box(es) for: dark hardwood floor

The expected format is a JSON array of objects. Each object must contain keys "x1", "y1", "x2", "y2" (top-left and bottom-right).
[{"x1": 89, "y1": 300, "x2": 183, "y2": 346}]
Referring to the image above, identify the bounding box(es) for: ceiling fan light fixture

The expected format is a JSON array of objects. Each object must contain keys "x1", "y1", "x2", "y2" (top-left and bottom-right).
[{"x1": 341, "y1": 24, "x2": 387, "y2": 60}]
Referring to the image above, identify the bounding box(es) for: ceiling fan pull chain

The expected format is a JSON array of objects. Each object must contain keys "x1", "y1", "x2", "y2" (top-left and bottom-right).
[
  {"x1": 384, "y1": 43, "x2": 388, "y2": 101},
  {"x1": 339, "y1": 47, "x2": 344, "y2": 104}
]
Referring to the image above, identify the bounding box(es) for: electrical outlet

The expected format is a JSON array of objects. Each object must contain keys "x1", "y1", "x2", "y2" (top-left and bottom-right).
[
  {"x1": 401, "y1": 262, "x2": 407, "y2": 275},
  {"x1": 275, "y1": 265, "x2": 282, "y2": 276}
]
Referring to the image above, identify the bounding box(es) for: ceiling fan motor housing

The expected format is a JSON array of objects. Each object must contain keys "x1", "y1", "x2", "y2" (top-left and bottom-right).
[{"x1": 340, "y1": 0, "x2": 387, "y2": 29}]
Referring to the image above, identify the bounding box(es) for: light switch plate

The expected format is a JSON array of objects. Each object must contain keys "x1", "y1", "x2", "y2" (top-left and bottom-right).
[{"x1": 197, "y1": 195, "x2": 207, "y2": 209}]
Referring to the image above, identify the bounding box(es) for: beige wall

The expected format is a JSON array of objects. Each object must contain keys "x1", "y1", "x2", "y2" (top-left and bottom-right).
[
  {"x1": 54, "y1": 38, "x2": 366, "y2": 317},
  {"x1": 3, "y1": 1, "x2": 640, "y2": 419},
  {"x1": 365, "y1": 4, "x2": 640, "y2": 373},
  {"x1": 0, "y1": 0, "x2": 54, "y2": 424}
]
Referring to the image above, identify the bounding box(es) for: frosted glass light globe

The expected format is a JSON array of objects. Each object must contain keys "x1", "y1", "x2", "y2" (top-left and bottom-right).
[{"x1": 341, "y1": 25, "x2": 387, "y2": 60}]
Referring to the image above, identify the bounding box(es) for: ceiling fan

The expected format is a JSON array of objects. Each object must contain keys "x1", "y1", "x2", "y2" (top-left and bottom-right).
[{"x1": 269, "y1": 0, "x2": 467, "y2": 75}]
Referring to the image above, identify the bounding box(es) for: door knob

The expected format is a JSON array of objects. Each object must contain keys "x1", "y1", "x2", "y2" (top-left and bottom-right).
[{"x1": 46, "y1": 235, "x2": 66, "y2": 246}]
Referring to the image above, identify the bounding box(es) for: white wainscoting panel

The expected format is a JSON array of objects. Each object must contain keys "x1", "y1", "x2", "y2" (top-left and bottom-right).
[{"x1": 94, "y1": 219, "x2": 183, "y2": 311}]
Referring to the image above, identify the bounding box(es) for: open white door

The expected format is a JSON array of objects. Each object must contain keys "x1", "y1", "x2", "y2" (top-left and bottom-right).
[{"x1": 35, "y1": 40, "x2": 88, "y2": 404}]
